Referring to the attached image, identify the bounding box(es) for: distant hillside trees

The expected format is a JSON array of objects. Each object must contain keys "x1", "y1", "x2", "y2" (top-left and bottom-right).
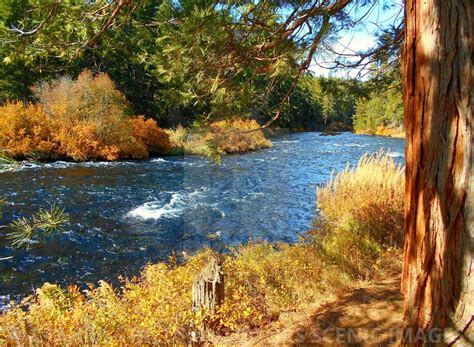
[
  {"x1": 267, "y1": 75, "x2": 369, "y2": 131},
  {"x1": 352, "y1": 70, "x2": 404, "y2": 136}
]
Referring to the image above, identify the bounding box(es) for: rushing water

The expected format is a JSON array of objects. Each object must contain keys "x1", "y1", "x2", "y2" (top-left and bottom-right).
[{"x1": 0, "y1": 132, "x2": 405, "y2": 301}]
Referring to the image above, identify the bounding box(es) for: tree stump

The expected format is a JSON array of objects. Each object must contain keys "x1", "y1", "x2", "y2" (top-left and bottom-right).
[
  {"x1": 191, "y1": 257, "x2": 224, "y2": 344},
  {"x1": 192, "y1": 257, "x2": 224, "y2": 314}
]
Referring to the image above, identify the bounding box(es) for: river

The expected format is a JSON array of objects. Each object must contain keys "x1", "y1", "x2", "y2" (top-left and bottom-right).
[{"x1": 0, "y1": 132, "x2": 405, "y2": 301}]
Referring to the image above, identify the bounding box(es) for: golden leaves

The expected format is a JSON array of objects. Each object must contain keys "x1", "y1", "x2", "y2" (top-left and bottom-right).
[{"x1": 0, "y1": 70, "x2": 171, "y2": 161}]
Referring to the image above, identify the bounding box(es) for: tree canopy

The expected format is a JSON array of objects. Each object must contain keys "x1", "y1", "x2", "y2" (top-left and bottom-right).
[{"x1": 0, "y1": 1, "x2": 402, "y2": 129}]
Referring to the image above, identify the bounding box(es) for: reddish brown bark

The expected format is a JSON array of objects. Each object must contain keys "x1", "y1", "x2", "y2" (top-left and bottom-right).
[{"x1": 401, "y1": 0, "x2": 473, "y2": 345}]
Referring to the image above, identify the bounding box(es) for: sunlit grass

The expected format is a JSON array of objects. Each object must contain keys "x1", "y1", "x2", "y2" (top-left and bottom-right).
[
  {"x1": 315, "y1": 150, "x2": 405, "y2": 277},
  {"x1": 355, "y1": 126, "x2": 405, "y2": 138},
  {"x1": 0, "y1": 151, "x2": 17, "y2": 165}
]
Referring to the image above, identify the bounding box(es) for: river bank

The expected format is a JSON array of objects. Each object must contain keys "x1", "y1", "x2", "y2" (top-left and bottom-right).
[
  {"x1": 354, "y1": 126, "x2": 405, "y2": 138},
  {"x1": 0, "y1": 151, "x2": 405, "y2": 345},
  {"x1": 0, "y1": 102, "x2": 272, "y2": 162},
  {"x1": 0, "y1": 71, "x2": 272, "y2": 162}
]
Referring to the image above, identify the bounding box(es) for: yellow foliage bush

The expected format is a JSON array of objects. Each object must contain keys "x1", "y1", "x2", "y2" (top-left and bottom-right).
[
  {"x1": 0, "y1": 244, "x2": 349, "y2": 345},
  {"x1": 34, "y1": 70, "x2": 128, "y2": 125},
  {"x1": 0, "y1": 101, "x2": 59, "y2": 159},
  {"x1": 0, "y1": 70, "x2": 171, "y2": 160},
  {"x1": 210, "y1": 118, "x2": 272, "y2": 154},
  {"x1": 165, "y1": 124, "x2": 188, "y2": 148},
  {"x1": 165, "y1": 118, "x2": 272, "y2": 157},
  {"x1": 355, "y1": 126, "x2": 405, "y2": 138},
  {"x1": 217, "y1": 242, "x2": 348, "y2": 331}
]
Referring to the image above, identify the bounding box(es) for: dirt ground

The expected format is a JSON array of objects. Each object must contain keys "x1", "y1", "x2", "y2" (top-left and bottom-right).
[{"x1": 213, "y1": 278, "x2": 404, "y2": 346}]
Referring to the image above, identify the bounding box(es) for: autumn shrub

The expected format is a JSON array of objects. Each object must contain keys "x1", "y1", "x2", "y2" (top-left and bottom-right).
[
  {"x1": 354, "y1": 125, "x2": 405, "y2": 138},
  {"x1": 210, "y1": 118, "x2": 272, "y2": 154},
  {"x1": 217, "y1": 242, "x2": 348, "y2": 331},
  {"x1": 0, "y1": 243, "x2": 352, "y2": 345},
  {"x1": 0, "y1": 101, "x2": 59, "y2": 159},
  {"x1": 129, "y1": 116, "x2": 172, "y2": 154},
  {"x1": 314, "y1": 151, "x2": 405, "y2": 277},
  {"x1": 0, "y1": 70, "x2": 171, "y2": 160},
  {"x1": 34, "y1": 70, "x2": 128, "y2": 124},
  {"x1": 165, "y1": 118, "x2": 272, "y2": 157},
  {"x1": 165, "y1": 124, "x2": 188, "y2": 147},
  {"x1": 34, "y1": 70, "x2": 148, "y2": 160}
]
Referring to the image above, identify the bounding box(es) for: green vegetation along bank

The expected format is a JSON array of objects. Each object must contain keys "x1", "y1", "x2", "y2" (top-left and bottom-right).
[{"x1": 352, "y1": 71, "x2": 404, "y2": 138}]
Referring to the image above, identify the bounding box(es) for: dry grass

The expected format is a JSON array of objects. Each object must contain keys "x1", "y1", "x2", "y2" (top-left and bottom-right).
[
  {"x1": 0, "y1": 152, "x2": 404, "y2": 345},
  {"x1": 315, "y1": 151, "x2": 405, "y2": 278},
  {"x1": 212, "y1": 277, "x2": 403, "y2": 346},
  {"x1": 0, "y1": 244, "x2": 350, "y2": 345}
]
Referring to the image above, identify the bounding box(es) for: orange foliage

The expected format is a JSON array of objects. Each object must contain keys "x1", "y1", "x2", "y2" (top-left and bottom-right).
[
  {"x1": 0, "y1": 101, "x2": 59, "y2": 159},
  {"x1": 128, "y1": 116, "x2": 172, "y2": 154},
  {"x1": 210, "y1": 118, "x2": 272, "y2": 154},
  {"x1": 34, "y1": 70, "x2": 128, "y2": 124},
  {"x1": 0, "y1": 70, "x2": 170, "y2": 161}
]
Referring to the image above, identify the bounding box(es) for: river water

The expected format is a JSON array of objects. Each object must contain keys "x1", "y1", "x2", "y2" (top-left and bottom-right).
[{"x1": 0, "y1": 132, "x2": 405, "y2": 300}]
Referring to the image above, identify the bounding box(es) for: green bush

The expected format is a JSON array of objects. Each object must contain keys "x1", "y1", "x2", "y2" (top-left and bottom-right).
[{"x1": 353, "y1": 88, "x2": 404, "y2": 135}]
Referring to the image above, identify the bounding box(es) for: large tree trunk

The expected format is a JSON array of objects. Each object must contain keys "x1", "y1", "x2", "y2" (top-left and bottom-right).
[{"x1": 401, "y1": 0, "x2": 473, "y2": 345}]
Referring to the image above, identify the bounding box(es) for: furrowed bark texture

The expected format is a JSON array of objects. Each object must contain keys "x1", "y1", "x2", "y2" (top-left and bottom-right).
[{"x1": 401, "y1": 0, "x2": 473, "y2": 345}]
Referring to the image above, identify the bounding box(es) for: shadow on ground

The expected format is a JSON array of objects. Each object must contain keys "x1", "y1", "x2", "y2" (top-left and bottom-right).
[
  {"x1": 215, "y1": 277, "x2": 403, "y2": 346},
  {"x1": 289, "y1": 278, "x2": 403, "y2": 346}
]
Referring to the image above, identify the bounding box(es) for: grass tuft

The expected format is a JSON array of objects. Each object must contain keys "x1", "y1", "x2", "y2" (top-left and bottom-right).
[{"x1": 314, "y1": 150, "x2": 404, "y2": 277}]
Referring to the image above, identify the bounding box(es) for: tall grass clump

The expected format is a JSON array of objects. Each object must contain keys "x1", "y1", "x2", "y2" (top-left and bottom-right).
[
  {"x1": 315, "y1": 151, "x2": 405, "y2": 277},
  {"x1": 0, "y1": 70, "x2": 171, "y2": 161}
]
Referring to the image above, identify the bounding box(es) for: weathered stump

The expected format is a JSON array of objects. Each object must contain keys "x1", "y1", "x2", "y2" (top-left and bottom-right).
[{"x1": 190, "y1": 257, "x2": 224, "y2": 344}]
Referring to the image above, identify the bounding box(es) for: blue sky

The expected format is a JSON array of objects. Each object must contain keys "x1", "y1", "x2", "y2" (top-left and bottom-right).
[{"x1": 310, "y1": 0, "x2": 403, "y2": 78}]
